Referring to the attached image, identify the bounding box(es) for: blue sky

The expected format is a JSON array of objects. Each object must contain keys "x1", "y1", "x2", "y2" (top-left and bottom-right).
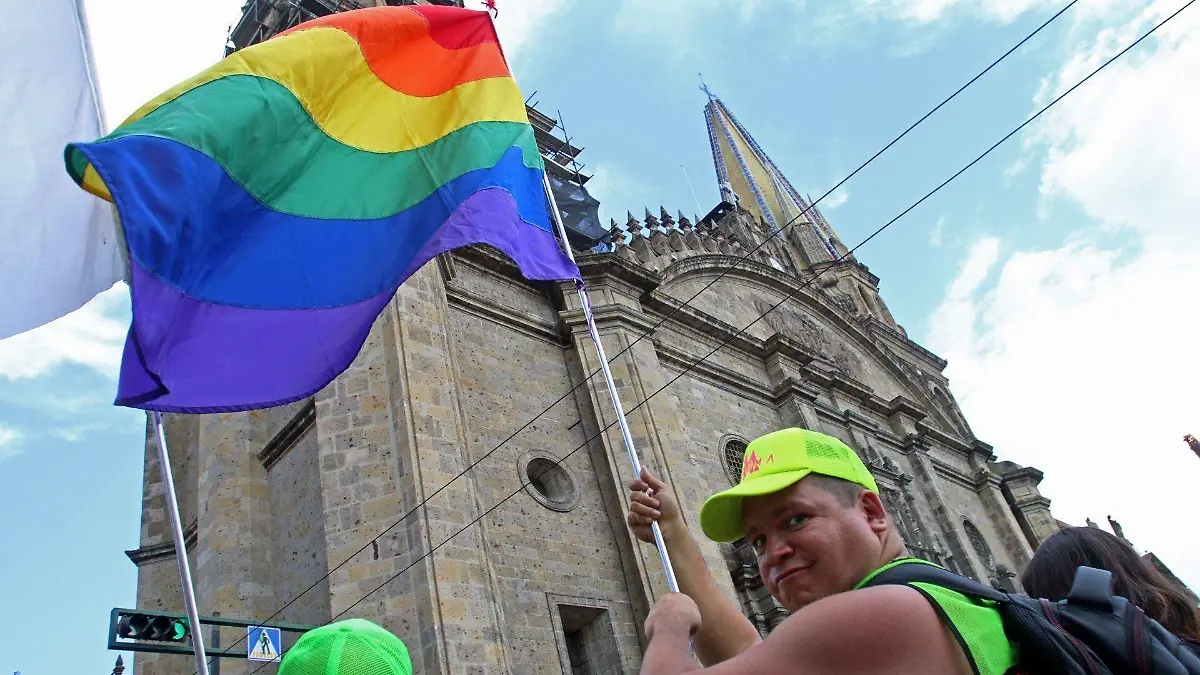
[{"x1": 2, "y1": 1, "x2": 1197, "y2": 673}]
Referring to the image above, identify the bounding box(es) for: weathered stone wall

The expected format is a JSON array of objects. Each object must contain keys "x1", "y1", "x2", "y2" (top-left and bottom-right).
[
  {"x1": 268, "y1": 428, "x2": 331, "y2": 626},
  {"x1": 939, "y1": 477, "x2": 1025, "y2": 581},
  {"x1": 668, "y1": 370, "x2": 780, "y2": 495},
  {"x1": 131, "y1": 557, "x2": 187, "y2": 675},
  {"x1": 445, "y1": 293, "x2": 643, "y2": 675}
]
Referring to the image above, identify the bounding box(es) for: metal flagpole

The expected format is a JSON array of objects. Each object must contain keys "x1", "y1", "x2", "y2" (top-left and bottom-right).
[
  {"x1": 150, "y1": 411, "x2": 211, "y2": 675},
  {"x1": 542, "y1": 172, "x2": 680, "y2": 593}
]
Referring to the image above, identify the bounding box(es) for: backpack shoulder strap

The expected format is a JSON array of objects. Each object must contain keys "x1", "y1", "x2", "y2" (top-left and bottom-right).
[{"x1": 862, "y1": 560, "x2": 1008, "y2": 603}]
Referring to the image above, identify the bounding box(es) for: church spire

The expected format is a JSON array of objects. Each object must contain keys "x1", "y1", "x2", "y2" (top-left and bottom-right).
[
  {"x1": 702, "y1": 87, "x2": 846, "y2": 264},
  {"x1": 701, "y1": 86, "x2": 901, "y2": 328}
]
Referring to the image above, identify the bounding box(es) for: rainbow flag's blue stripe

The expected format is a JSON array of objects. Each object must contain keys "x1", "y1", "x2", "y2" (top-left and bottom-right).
[{"x1": 65, "y1": 6, "x2": 578, "y2": 412}]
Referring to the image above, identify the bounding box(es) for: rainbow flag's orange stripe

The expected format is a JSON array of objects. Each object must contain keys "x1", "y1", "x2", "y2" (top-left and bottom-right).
[{"x1": 63, "y1": 6, "x2": 577, "y2": 413}]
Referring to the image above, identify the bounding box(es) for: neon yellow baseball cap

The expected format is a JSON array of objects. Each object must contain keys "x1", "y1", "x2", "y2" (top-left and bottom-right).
[{"x1": 700, "y1": 428, "x2": 879, "y2": 542}]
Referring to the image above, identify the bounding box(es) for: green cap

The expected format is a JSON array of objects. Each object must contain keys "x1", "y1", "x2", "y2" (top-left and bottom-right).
[
  {"x1": 700, "y1": 428, "x2": 878, "y2": 542},
  {"x1": 278, "y1": 618, "x2": 411, "y2": 675}
]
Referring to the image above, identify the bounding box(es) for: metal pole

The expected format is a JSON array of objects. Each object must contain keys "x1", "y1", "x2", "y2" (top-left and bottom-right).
[
  {"x1": 150, "y1": 411, "x2": 211, "y2": 675},
  {"x1": 211, "y1": 612, "x2": 220, "y2": 675},
  {"x1": 542, "y1": 172, "x2": 680, "y2": 593}
]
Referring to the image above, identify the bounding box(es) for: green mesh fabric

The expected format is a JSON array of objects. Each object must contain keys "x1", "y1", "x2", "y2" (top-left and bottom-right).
[
  {"x1": 912, "y1": 582, "x2": 1020, "y2": 675},
  {"x1": 857, "y1": 559, "x2": 1019, "y2": 675},
  {"x1": 279, "y1": 618, "x2": 412, "y2": 675}
]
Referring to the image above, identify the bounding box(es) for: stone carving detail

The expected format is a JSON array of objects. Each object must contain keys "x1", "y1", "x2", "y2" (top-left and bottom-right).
[
  {"x1": 828, "y1": 292, "x2": 859, "y2": 316},
  {"x1": 726, "y1": 539, "x2": 789, "y2": 636},
  {"x1": 964, "y1": 519, "x2": 997, "y2": 580},
  {"x1": 876, "y1": 479, "x2": 948, "y2": 566},
  {"x1": 756, "y1": 300, "x2": 865, "y2": 381}
]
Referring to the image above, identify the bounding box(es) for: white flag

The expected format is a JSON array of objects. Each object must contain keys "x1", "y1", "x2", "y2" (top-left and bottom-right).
[{"x1": 0, "y1": 0, "x2": 123, "y2": 339}]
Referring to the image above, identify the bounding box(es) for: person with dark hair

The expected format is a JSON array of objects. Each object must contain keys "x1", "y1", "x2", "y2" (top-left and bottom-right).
[{"x1": 1021, "y1": 526, "x2": 1200, "y2": 645}]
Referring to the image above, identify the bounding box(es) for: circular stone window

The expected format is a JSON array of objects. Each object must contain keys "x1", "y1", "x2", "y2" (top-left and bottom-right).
[{"x1": 519, "y1": 450, "x2": 580, "y2": 512}]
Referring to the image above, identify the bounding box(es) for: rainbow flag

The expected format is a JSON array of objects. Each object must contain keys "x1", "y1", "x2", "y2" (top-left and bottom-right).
[{"x1": 64, "y1": 6, "x2": 578, "y2": 413}]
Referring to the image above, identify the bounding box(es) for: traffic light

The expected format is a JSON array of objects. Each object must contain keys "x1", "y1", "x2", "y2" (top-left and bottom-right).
[{"x1": 116, "y1": 612, "x2": 189, "y2": 643}]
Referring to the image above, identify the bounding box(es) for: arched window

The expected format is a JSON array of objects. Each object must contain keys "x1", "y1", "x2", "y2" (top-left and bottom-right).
[
  {"x1": 963, "y1": 519, "x2": 997, "y2": 578},
  {"x1": 722, "y1": 438, "x2": 748, "y2": 485}
]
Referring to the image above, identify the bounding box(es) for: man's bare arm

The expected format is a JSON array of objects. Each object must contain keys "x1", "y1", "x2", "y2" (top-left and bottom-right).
[
  {"x1": 640, "y1": 586, "x2": 972, "y2": 675},
  {"x1": 628, "y1": 469, "x2": 761, "y2": 664}
]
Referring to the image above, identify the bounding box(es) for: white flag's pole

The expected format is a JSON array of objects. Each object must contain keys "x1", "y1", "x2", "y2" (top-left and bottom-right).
[
  {"x1": 541, "y1": 173, "x2": 680, "y2": 593},
  {"x1": 150, "y1": 411, "x2": 211, "y2": 675}
]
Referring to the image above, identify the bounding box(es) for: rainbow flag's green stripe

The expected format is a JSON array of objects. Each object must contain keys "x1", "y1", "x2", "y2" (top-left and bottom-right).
[{"x1": 70, "y1": 76, "x2": 542, "y2": 220}]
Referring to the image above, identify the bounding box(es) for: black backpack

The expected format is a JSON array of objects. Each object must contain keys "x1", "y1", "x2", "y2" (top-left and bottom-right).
[{"x1": 863, "y1": 561, "x2": 1200, "y2": 675}]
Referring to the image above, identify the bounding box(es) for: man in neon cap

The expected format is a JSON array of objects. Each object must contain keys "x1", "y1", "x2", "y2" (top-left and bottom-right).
[{"x1": 627, "y1": 427, "x2": 1016, "y2": 675}]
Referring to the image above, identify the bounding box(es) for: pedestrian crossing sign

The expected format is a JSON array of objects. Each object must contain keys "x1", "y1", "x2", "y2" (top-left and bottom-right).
[{"x1": 248, "y1": 626, "x2": 282, "y2": 662}]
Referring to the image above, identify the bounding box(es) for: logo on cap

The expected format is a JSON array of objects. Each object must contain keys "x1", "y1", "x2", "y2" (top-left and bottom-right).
[
  {"x1": 741, "y1": 450, "x2": 774, "y2": 478},
  {"x1": 743, "y1": 450, "x2": 761, "y2": 477}
]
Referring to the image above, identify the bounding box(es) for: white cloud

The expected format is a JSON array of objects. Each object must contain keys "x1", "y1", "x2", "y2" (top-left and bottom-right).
[
  {"x1": 587, "y1": 160, "x2": 665, "y2": 227},
  {"x1": 461, "y1": 0, "x2": 566, "y2": 64},
  {"x1": 610, "y1": 0, "x2": 768, "y2": 58},
  {"x1": 83, "y1": 0, "x2": 245, "y2": 124},
  {"x1": 926, "y1": 236, "x2": 999, "y2": 358},
  {"x1": 926, "y1": 6, "x2": 1200, "y2": 588},
  {"x1": 871, "y1": 0, "x2": 1056, "y2": 24},
  {"x1": 1034, "y1": 3, "x2": 1200, "y2": 247},
  {"x1": 0, "y1": 284, "x2": 128, "y2": 380},
  {"x1": 849, "y1": 0, "x2": 1142, "y2": 25},
  {"x1": 824, "y1": 188, "x2": 851, "y2": 210},
  {"x1": 85, "y1": 0, "x2": 563, "y2": 114},
  {"x1": 929, "y1": 216, "x2": 947, "y2": 246},
  {"x1": 0, "y1": 425, "x2": 24, "y2": 463},
  {"x1": 1002, "y1": 158, "x2": 1028, "y2": 184}
]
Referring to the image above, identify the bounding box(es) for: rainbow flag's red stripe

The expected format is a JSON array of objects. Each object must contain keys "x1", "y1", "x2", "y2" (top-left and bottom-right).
[{"x1": 65, "y1": 6, "x2": 578, "y2": 413}]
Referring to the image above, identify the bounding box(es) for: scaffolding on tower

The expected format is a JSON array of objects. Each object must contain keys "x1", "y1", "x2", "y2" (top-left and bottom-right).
[{"x1": 226, "y1": 0, "x2": 464, "y2": 55}]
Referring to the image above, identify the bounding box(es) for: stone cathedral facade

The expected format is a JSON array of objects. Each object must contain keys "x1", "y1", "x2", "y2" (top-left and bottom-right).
[{"x1": 127, "y1": 3, "x2": 1063, "y2": 673}]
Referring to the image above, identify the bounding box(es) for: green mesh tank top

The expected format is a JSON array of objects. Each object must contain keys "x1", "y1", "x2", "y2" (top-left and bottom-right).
[{"x1": 856, "y1": 558, "x2": 1020, "y2": 675}]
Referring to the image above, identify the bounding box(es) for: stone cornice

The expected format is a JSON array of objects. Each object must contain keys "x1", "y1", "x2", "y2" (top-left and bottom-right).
[
  {"x1": 762, "y1": 333, "x2": 819, "y2": 367},
  {"x1": 916, "y1": 421, "x2": 975, "y2": 460},
  {"x1": 861, "y1": 317, "x2": 948, "y2": 373},
  {"x1": 972, "y1": 468, "x2": 1005, "y2": 492},
  {"x1": 970, "y1": 439, "x2": 997, "y2": 462},
  {"x1": 819, "y1": 259, "x2": 881, "y2": 287},
  {"x1": 657, "y1": 253, "x2": 811, "y2": 297},
  {"x1": 995, "y1": 463, "x2": 1045, "y2": 485},
  {"x1": 259, "y1": 401, "x2": 316, "y2": 471},
  {"x1": 445, "y1": 285, "x2": 563, "y2": 346},
  {"x1": 452, "y1": 244, "x2": 540, "y2": 286},
  {"x1": 887, "y1": 395, "x2": 927, "y2": 420},
  {"x1": 769, "y1": 378, "x2": 823, "y2": 407},
  {"x1": 929, "y1": 458, "x2": 978, "y2": 490},
  {"x1": 828, "y1": 373, "x2": 874, "y2": 402},
  {"x1": 125, "y1": 520, "x2": 197, "y2": 565},
  {"x1": 853, "y1": 261, "x2": 881, "y2": 287},
  {"x1": 560, "y1": 302, "x2": 660, "y2": 337},
  {"x1": 639, "y1": 292, "x2": 763, "y2": 357},
  {"x1": 576, "y1": 250, "x2": 662, "y2": 294},
  {"x1": 654, "y1": 342, "x2": 776, "y2": 406},
  {"x1": 1009, "y1": 494, "x2": 1053, "y2": 510},
  {"x1": 843, "y1": 408, "x2": 879, "y2": 433}
]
